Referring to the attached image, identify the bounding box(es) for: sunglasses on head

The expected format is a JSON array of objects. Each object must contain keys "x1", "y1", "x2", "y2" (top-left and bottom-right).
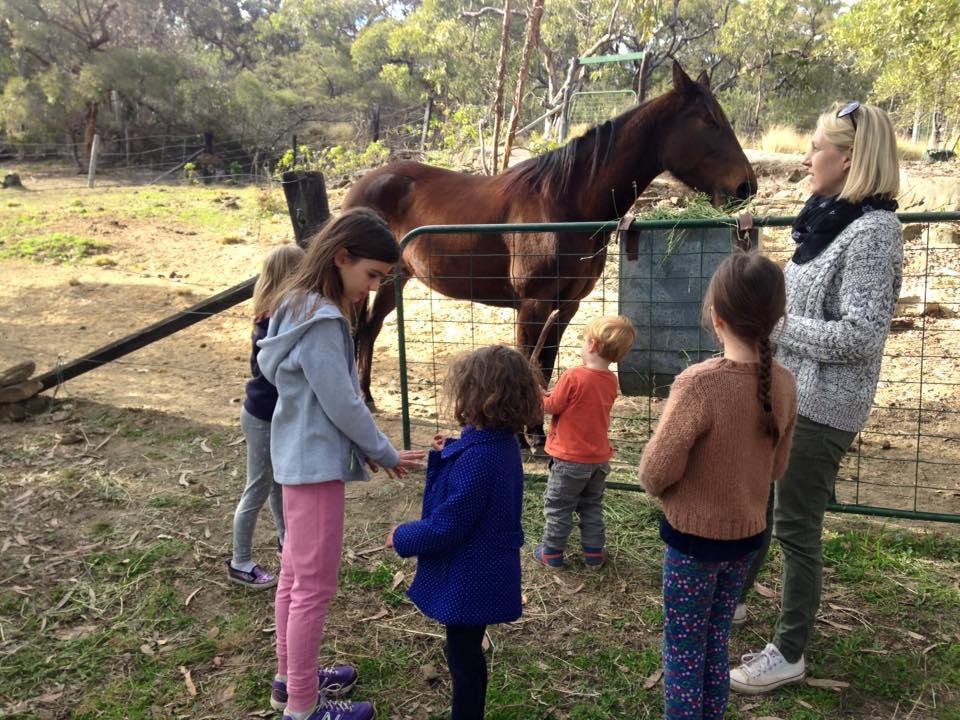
[{"x1": 837, "y1": 101, "x2": 860, "y2": 132}]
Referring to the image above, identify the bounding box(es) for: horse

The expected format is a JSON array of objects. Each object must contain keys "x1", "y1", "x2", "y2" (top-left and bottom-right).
[{"x1": 343, "y1": 60, "x2": 757, "y2": 446}]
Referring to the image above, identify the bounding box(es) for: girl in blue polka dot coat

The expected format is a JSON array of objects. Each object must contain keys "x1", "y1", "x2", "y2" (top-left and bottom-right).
[{"x1": 388, "y1": 345, "x2": 543, "y2": 720}]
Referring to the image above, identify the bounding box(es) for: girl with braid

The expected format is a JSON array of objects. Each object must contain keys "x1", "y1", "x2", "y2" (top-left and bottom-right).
[{"x1": 639, "y1": 251, "x2": 797, "y2": 720}]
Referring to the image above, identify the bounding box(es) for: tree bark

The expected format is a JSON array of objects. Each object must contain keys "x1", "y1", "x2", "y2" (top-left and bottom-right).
[
  {"x1": 501, "y1": 0, "x2": 544, "y2": 170},
  {"x1": 490, "y1": 0, "x2": 512, "y2": 174}
]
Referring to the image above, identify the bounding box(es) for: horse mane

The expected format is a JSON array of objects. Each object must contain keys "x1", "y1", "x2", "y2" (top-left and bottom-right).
[{"x1": 500, "y1": 115, "x2": 622, "y2": 200}]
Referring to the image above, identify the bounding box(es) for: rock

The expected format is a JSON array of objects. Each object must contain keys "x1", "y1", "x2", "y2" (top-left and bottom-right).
[
  {"x1": 787, "y1": 168, "x2": 806, "y2": 183},
  {"x1": 2, "y1": 173, "x2": 23, "y2": 188},
  {"x1": 0, "y1": 403, "x2": 27, "y2": 422},
  {"x1": 24, "y1": 396, "x2": 49, "y2": 415},
  {"x1": 0, "y1": 379, "x2": 43, "y2": 403},
  {"x1": 0, "y1": 361, "x2": 35, "y2": 388}
]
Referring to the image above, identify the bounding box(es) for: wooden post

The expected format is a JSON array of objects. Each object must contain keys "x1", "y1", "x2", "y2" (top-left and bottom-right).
[
  {"x1": 420, "y1": 97, "x2": 433, "y2": 155},
  {"x1": 86, "y1": 133, "x2": 100, "y2": 188},
  {"x1": 291, "y1": 134, "x2": 298, "y2": 166},
  {"x1": 281, "y1": 170, "x2": 331, "y2": 248}
]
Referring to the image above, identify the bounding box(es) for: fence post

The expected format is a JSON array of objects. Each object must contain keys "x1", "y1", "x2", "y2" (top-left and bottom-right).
[
  {"x1": 281, "y1": 170, "x2": 331, "y2": 247},
  {"x1": 291, "y1": 134, "x2": 298, "y2": 167},
  {"x1": 86, "y1": 134, "x2": 100, "y2": 188}
]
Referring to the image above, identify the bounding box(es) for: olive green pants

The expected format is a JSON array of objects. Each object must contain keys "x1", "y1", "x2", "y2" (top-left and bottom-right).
[{"x1": 739, "y1": 415, "x2": 856, "y2": 663}]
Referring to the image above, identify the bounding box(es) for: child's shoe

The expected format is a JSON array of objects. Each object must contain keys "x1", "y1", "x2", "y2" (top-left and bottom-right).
[
  {"x1": 270, "y1": 665, "x2": 359, "y2": 710},
  {"x1": 281, "y1": 699, "x2": 374, "y2": 720},
  {"x1": 226, "y1": 561, "x2": 277, "y2": 589},
  {"x1": 582, "y1": 546, "x2": 606, "y2": 567},
  {"x1": 533, "y1": 543, "x2": 564, "y2": 568}
]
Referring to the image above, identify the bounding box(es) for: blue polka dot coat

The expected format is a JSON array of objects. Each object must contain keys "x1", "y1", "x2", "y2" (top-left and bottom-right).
[{"x1": 392, "y1": 425, "x2": 525, "y2": 626}]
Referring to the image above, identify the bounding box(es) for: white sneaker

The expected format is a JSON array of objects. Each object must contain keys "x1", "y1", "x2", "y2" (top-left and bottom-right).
[
  {"x1": 729, "y1": 643, "x2": 805, "y2": 694},
  {"x1": 732, "y1": 603, "x2": 747, "y2": 626}
]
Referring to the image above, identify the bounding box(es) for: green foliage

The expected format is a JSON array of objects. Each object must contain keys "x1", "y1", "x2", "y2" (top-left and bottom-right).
[{"x1": 273, "y1": 141, "x2": 391, "y2": 181}]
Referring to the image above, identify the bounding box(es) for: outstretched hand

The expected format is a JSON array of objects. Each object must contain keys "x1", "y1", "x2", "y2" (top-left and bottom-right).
[
  {"x1": 430, "y1": 433, "x2": 445, "y2": 451},
  {"x1": 365, "y1": 449, "x2": 424, "y2": 479},
  {"x1": 385, "y1": 524, "x2": 398, "y2": 548}
]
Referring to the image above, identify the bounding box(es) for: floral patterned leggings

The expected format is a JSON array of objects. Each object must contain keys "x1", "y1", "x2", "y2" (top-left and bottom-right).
[{"x1": 662, "y1": 546, "x2": 755, "y2": 720}]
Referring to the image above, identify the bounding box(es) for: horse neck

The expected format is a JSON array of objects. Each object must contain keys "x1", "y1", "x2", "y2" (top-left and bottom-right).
[{"x1": 569, "y1": 94, "x2": 673, "y2": 220}]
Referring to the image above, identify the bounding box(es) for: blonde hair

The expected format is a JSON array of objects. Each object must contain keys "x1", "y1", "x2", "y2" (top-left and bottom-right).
[
  {"x1": 817, "y1": 102, "x2": 899, "y2": 203},
  {"x1": 252, "y1": 244, "x2": 304, "y2": 318},
  {"x1": 584, "y1": 315, "x2": 636, "y2": 362}
]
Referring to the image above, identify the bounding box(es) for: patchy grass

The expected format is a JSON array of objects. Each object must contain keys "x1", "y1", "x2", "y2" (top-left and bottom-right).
[
  {"x1": 0, "y1": 231, "x2": 108, "y2": 263},
  {"x1": 1, "y1": 399, "x2": 958, "y2": 719}
]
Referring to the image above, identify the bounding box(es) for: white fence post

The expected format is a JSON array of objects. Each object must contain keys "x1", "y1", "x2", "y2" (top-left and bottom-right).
[{"x1": 87, "y1": 133, "x2": 101, "y2": 188}]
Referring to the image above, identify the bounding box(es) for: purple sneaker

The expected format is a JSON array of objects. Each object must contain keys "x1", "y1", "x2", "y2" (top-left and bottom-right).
[
  {"x1": 225, "y1": 561, "x2": 277, "y2": 589},
  {"x1": 281, "y1": 700, "x2": 374, "y2": 720},
  {"x1": 270, "y1": 665, "x2": 359, "y2": 710}
]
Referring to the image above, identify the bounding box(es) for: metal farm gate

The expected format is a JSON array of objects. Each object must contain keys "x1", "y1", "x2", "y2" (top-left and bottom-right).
[{"x1": 391, "y1": 213, "x2": 960, "y2": 524}]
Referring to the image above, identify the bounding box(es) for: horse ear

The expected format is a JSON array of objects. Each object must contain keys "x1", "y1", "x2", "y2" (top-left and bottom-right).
[
  {"x1": 696, "y1": 70, "x2": 711, "y2": 91},
  {"x1": 672, "y1": 60, "x2": 695, "y2": 94}
]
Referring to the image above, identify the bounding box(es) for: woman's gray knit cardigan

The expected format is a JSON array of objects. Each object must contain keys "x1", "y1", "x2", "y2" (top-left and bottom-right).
[{"x1": 776, "y1": 209, "x2": 903, "y2": 432}]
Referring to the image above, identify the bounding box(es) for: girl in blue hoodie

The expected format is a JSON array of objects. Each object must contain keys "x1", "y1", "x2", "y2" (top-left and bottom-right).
[
  {"x1": 387, "y1": 345, "x2": 543, "y2": 720},
  {"x1": 257, "y1": 208, "x2": 424, "y2": 720}
]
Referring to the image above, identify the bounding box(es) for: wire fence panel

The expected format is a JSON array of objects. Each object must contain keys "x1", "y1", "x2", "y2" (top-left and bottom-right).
[{"x1": 394, "y1": 214, "x2": 960, "y2": 523}]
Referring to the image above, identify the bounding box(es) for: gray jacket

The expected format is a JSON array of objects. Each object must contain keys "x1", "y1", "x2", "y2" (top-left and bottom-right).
[
  {"x1": 776, "y1": 209, "x2": 902, "y2": 432},
  {"x1": 257, "y1": 293, "x2": 400, "y2": 484}
]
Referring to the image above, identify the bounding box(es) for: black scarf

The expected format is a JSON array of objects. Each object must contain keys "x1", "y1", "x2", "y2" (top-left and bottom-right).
[{"x1": 791, "y1": 194, "x2": 898, "y2": 264}]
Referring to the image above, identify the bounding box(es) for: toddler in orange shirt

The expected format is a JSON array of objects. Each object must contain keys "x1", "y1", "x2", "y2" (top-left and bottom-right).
[{"x1": 533, "y1": 315, "x2": 636, "y2": 568}]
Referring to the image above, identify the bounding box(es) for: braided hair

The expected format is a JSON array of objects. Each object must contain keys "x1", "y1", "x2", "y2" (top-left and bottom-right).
[{"x1": 702, "y1": 251, "x2": 787, "y2": 444}]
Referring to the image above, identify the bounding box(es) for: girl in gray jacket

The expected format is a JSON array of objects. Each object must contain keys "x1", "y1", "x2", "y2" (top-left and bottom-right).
[{"x1": 257, "y1": 208, "x2": 424, "y2": 720}]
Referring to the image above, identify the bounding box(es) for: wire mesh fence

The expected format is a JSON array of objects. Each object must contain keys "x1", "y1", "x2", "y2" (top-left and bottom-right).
[{"x1": 393, "y1": 214, "x2": 960, "y2": 523}]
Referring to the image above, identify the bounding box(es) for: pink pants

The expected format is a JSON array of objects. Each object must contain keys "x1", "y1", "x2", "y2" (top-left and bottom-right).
[{"x1": 274, "y1": 480, "x2": 345, "y2": 712}]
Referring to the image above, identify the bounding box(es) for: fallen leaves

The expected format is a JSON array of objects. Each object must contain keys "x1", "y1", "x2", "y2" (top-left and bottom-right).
[{"x1": 178, "y1": 665, "x2": 197, "y2": 696}]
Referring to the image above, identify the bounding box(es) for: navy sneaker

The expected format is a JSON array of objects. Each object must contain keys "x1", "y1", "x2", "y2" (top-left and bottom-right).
[
  {"x1": 270, "y1": 665, "x2": 359, "y2": 711},
  {"x1": 582, "y1": 546, "x2": 606, "y2": 567},
  {"x1": 533, "y1": 543, "x2": 564, "y2": 568},
  {"x1": 281, "y1": 699, "x2": 374, "y2": 720}
]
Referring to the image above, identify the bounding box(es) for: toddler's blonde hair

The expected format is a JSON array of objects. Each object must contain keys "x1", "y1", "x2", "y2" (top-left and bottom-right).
[
  {"x1": 584, "y1": 315, "x2": 636, "y2": 362},
  {"x1": 252, "y1": 244, "x2": 304, "y2": 318}
]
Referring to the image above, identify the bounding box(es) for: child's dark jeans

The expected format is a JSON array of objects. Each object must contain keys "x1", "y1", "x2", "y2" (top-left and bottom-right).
[{"x1": 445, "y1": 624, "x2": 487, "y2": 720}]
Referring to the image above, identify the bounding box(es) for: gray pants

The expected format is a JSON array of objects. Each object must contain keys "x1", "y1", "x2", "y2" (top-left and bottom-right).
[
  {"x1": 231, "y1": 408, "x2": 285, "y2": 565},
  {"x1": 541, "y1": 458, "x2": 610, "y2": 551},
  {"x1": 738, "y1": 415, "x2": 856, "y2": 663}
]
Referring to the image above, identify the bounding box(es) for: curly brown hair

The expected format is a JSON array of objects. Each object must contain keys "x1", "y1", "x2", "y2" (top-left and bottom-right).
[{"x1": 443, "y1": 345, "x2": 544, "y2": 433}]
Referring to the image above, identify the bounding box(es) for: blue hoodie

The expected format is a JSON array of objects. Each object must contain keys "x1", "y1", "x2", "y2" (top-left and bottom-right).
[{"x1": 256, "y1": 293, "x2": 399, "y2": 485}]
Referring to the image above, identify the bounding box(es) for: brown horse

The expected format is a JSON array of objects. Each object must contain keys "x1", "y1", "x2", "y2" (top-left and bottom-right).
[{"x1": 344, "y1": 60, "x2": 756, "y2": 443}]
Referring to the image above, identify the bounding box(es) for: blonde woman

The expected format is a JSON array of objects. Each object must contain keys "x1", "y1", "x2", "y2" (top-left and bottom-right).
[{"x1": 730, "y1": 102, "x2": 902, "y2": 694}]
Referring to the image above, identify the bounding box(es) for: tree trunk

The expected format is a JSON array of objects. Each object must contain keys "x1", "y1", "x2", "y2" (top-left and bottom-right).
[
  {"x1": 911, "y1": 108, "x2": 921, "y2": 144},
  {"x1": 490, "y1": 0, "x2": 513, "y2": 174},
  {"x1": 420, "y1": 96, "x2": 433, "y2": 155},
  {"x1": 635, "y1": 50, "x2": 649, "y2": 103},
  {"x1": 370, "y1": 103, "x2": 381, "y2": 142},
  {"x1": 502, "y1": 0, "x2": 545, "y2": 170}
]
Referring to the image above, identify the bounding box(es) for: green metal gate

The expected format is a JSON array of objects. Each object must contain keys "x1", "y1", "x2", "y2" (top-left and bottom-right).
[{"x1": 392, "y1": 213, "x2": 960, "y2": 523}]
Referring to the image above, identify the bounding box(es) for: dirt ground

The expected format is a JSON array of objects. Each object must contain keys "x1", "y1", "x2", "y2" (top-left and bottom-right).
[{"x1": 1, "y1": 154, "x2": 959, "y2": 718}]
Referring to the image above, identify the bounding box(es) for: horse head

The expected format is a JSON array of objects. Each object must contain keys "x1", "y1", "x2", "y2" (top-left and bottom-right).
[{"x1": 658, "y1": 61, "x2": 757, "y2": 207}]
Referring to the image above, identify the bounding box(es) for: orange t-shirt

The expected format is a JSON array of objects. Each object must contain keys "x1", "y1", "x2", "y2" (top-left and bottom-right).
[{"x1": 543, "y1": 366, "x2": 619, "y2": 463}]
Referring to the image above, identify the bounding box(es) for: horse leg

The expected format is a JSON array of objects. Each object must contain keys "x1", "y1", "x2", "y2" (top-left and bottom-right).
[{"x1": 356, "y1": 275, "x2": 408, "y2": 408}]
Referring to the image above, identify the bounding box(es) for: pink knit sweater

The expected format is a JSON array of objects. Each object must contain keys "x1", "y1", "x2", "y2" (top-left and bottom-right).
[{"x1": 638, "y1": 357, "x2": 797, "y2": 540}]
